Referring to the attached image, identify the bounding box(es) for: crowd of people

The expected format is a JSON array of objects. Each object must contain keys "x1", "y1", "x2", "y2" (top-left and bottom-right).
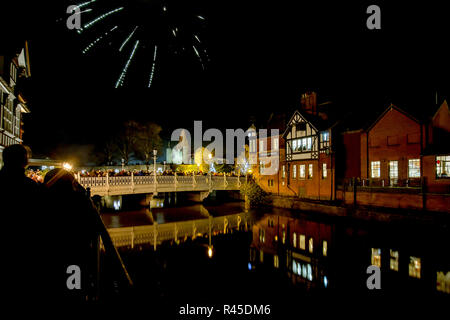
[
  {"x1": 26, "y1": 168, "x2": 45, "y2": 183},
  {"x1": 76, "y1": 168, "x2": 241, "y2": 178}
]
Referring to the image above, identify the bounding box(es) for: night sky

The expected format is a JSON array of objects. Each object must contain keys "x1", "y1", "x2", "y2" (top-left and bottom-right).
[{"x1": 3, "y1": 1, "x2": 449, "y2": 162}]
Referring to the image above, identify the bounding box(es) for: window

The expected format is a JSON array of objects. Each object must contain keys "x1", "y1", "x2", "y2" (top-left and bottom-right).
[
  {"x1": 323, "y1": 240, "x2": 328, "y2": 257},
  {"x1": 436, "y1": 156, "x2": 450, "y2": 179},
  {"x1": 292, "y1": 139, "x2": 297, "y2": 152},
  {"x1": 409, "y1": 256, "x2": 421, "y2": 279},
  {"x1": 282, "y1": 165, "x2": 286, "y2": 179},
  {"x1": 322, "y1": 163, "x2": 327, "y2": 179},
  {"x1": 308, "y1": 238, "x2": 314, "y2": 253},
  {"x1": 436, "y1": 271, "x2": 450, "y2": 294},
  {"x1": 299, "y1": 235, "x2": 306, "y2": 250},
  {"x1": 293, "y1": 232, "x2": 297, "y2": 248},
  {"x1": 307, "y1": 264, "x2": 313, "y2": 281},
  {"x1": 320, "y1": 131, "x2": 330, "y2": 149},
  {"x1": 408, "y1": 159, "x2": 420, "y2": 178},
  {"x1": 371, "y1": 248, "x2": 381, "y2": 267},
  {"x1": 282, "y1": 230, "x2": 286, "y2": 244},
  {"x1": 299, "y1": 165, "x2": 306, "y2": 179},
  {"x1": 371, "y1": 161, "x2": 381, "y2": 178},
  {"x1": 259, "y1": 229, "x2": 265, "y2": 243},
  {"x1": 292, "y1": 165, "x2": 297, "y2": 179},
  {"x1": 274, "y1": 255, "x2": 279, "y2": 268},
  {"x1": 272, "y1": 137, "x2": 279, "y2": 151},
  {"x1": 259, "y1": 140, "x2": 264, "y2": 153},
  {"x1": 389, "y1": 161, "x2": 398, "y2": 180},
  {"x1": 390, "y1": 250, "x2": 399, "y2": 271},
  {"x1": 259, "y1": 161, "x2": 264, "y2": 174},
  {"x1": 308, "y1": 164, "x2": 313, "y2": 179}
]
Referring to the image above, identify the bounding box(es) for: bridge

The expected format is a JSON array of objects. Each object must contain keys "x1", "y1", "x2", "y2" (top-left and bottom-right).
[
  {"x1": 76, "y1": 174, "x2": 243, "y2": 196},
  {"x1": 104, "y1": 211, "x2": 253, "y2": 250}
]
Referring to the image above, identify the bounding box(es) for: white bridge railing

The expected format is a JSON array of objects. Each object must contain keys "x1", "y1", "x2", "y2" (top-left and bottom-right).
[
  {"x1": 76, "y1": 173, "x2": 243, "y2": 196},
  {"x1": 103, "y1": 211, "x2": 252, "y2": 250}
]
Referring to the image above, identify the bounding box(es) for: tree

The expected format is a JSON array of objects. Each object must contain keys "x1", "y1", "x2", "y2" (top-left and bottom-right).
[
  {"x1": 116, "y1": 120, "x2": 140, "y2": 165},
  {"x1": 135, "y1": 122, "x2": 163, "y2": 169},
  {"x1": 102, "y1": 139, "x2": 116, "y2": 166}
]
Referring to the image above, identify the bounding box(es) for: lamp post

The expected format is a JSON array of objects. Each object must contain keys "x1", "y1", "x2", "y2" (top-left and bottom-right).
[{"x1": 153, "y1": 149, "x2": 157, "y2": 192}]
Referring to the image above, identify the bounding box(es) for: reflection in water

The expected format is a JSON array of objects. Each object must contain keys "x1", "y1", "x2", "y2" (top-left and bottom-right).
[
  {"x1": 101, "y1": 198, "x2": 450, "y2": 296},
  {"x1": 249, "y1": 208, "x2": 450, "y2": 294},
  {"x1": 102, "y1": 200, "x2": 245, "y2": 228}
]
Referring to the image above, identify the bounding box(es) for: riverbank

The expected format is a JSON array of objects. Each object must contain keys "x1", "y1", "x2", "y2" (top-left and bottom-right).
[{"x1": 269, "y1": 195, "x2": 450, "y2": 225}]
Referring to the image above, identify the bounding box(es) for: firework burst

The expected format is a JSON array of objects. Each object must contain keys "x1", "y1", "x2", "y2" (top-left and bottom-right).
[{"x1": 63, "y1": 0, "x2": 210, "y2": 88}]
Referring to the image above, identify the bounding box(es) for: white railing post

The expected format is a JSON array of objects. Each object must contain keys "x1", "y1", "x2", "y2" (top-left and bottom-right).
[
  {"x1": 131, "y1": 227, "x2": 134, "y2": 249},
  {"x1": 106, "y1": 172, "x2": 109, "y2": 193},
  {"x1": 209, "y1": 171, "x2": 212, "y2": 191},
  {"x1": 131, "y1": 172, "x2": 134, "y2": 191},
  {"x1": 153, "y1": 222, "x2": 157, "y2": 251},
  {"x1": 174, "y1": 172, "x2": 178, "y2": 190},
  {"x1": 192, "y1": 172, "x2": 196, "y2": 188}
]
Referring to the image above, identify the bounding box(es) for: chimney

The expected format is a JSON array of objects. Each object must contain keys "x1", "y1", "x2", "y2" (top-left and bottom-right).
[{"x1": 301, "y1": 91, "x2": 317, "y2": 115}]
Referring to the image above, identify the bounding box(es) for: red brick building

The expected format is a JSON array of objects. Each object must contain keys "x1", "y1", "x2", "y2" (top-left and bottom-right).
[
  {"x1": 251, "y1": 92, "x2": 449, "y2": 213},
  {"x1": 337, "y1": 101, "x2": 450, "y2": 212}
]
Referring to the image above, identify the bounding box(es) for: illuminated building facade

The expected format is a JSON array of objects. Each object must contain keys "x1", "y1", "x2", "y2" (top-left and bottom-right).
[{"x1": 0, "y1": 41, "x2": 31, "y2": 165}]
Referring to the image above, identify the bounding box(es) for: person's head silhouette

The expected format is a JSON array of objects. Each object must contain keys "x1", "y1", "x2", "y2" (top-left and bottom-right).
[{"x1": 2, "y1": 144, "x2": 31, "y2": 170}]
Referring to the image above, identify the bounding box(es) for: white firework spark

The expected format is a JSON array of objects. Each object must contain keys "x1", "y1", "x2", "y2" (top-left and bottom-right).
[
  {"x1": 115, "y1": 40, "x2": 140, "y2": 88},
  {"x1": 78, "y1": 7, "x2": 123, "y2": 33},
  {"x1": 119, "y1": 26, "x2": 139, "y2": 52},
  {"x1": 147, "y1": 45, "x2": 158, "y2": 88},
  {"x1": 82, "y1": 26, "x2": 118, "y2": 54}
]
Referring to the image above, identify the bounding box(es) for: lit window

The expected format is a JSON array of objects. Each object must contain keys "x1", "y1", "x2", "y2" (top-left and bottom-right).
[
  {"x1": 282, "y1": 165, "x2": 286, "y2": 179},
  {"x1": 323, "y1": 276, "x2": 328, "y2": 288},
  {"x1": 282, "y1": 230, "x2": 286, "y2": 244},
  {"x1": 292, "y1": 165, "x2": 297, "y2": 179},
  {"x1": 408, "y1": 159, "x2": 420, "y2": 178},
  {"x1": 259, "y1": 161, "x2": 264, "y2": 174},
  {"x1": 436, "y1": 271, "x2": 450, "y2": 294},
  {"x1": 308, "y1": 164, "x2": 313, "y2": 179},
  {"x1": 320, "y1": 131, "x2": 330, "y2": 149},
  {"x1": 274, "y1": 255, "x2": 279, "y2": 268},
  {"x1": 322, "y1": 163, "x2": 327, "y2": 179},
  {"x1": 307, "y1": 264, "x2": 313, "y2": 281},
  {"x1": 308, "y1": 238, "x2": 314, "y2": 253},
  {"x1": 390, "y1": 250, "x2": 399, "y2": 271},
  {"x1": 323, "y1": 240, "x2": 328, "y2": 257},
  {"x1": 371, "y1": 248, "x2": 381, "y2": 267},
  {"x1": 389, "y1": 160, "x2": 398, "y2": 181},
  {"x1": 371, "y1": 161, "x2": 381, "y2": 178},
  {"x1": 436, "y1": 156, "x2": 450, "y2": 179},
  {"x1": 259, "y1": 229, "x2": 265, "y2": 243},
  {"x1": 299, "y1": 235, "x2": 306, "y2": 250},
  {"x1": 292, "y1": 260, "x2": 297, "y2": 274},
  {"x1": 302, "y1": 264, "x2": 307, "y2": 278},
  {"x1": 409, "y1": 256, "x2": 421, "y2": 279},
  {"x1": 259, "y1": 140, "x2": 264, "y2": 153},
  {"x1": 299, "y1": 165, "x2": 306, "y2": 179},
  {"x1": 293, "y1": 232, "x2": 297, "y2": 248},
  {"x1": 292, "y1": 140, "x2": 297, "y2": 152}
]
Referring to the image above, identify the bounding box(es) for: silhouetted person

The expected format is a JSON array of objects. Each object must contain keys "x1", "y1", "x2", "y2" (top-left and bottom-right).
[
  {"x1": 0, "y1": 144, "x2": 42, "y2": 301},
  {"x1": 43, "y1": 169, "x2": 133, "y2": 301},
  {"x1": 43, "y1": 168, "x2": 101, "y2": 301}
]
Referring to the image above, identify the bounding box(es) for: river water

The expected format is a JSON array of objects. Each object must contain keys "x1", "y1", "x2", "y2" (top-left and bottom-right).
[{"x1": 99, "y1": 196, "x2": 450, "y2": 307}]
